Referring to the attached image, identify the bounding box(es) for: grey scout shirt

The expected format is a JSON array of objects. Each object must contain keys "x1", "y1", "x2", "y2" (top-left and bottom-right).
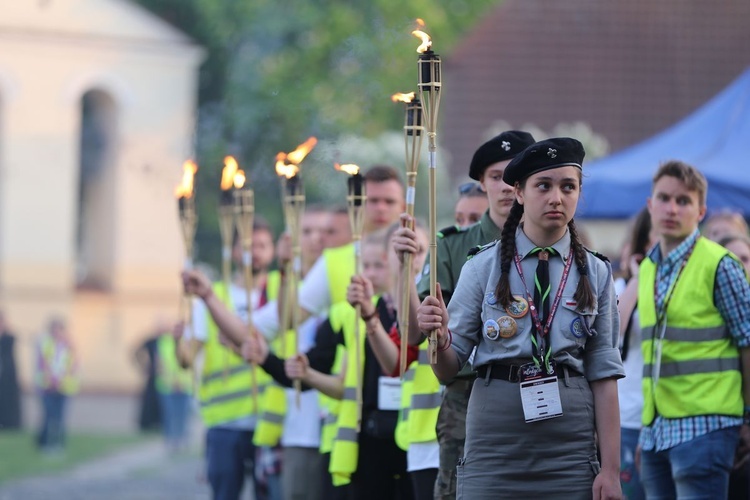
[{"x1": 447, "y1": 227, "x2": 625, "y2": 382}]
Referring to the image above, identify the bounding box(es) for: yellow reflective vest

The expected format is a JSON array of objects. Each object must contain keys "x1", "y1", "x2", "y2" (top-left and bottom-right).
[
  {"x1": 156, "y1": 334, "x2": 193, "y2": 395},
  {"x1": 324, "y1": 243, "x2": 356, "y2": 306},
  {"x1": 639, "y1": 237, "x2": 743, "y2": 425},
  {"x1": 406, "y1": 343, "x2": 442, "y2": 444},
  {"x1": 36, "y1": 334, "x2": 79, "y2": 395},
  {"x1": 328, "y1": 297, "x2": 379, "y2": 486},
  {"x1": 394, "y1": 360, "x2": 416, "y2": 451},
  {"x1": 199, "y1": 282, "x2": 269, "y2": 427}
]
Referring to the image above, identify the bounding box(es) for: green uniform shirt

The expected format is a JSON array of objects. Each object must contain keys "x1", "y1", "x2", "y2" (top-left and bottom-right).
[{"x1": 416, "y1": 210, "x2": 502, "y2": 381}]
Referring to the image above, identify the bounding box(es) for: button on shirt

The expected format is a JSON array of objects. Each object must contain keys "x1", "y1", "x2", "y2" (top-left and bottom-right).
[
  {"x1": 446, "y1": 227, "x2": 623, "y2": 382},
  {"x1": 640, "y1": 229, "x2": 750, "y2": 452}
]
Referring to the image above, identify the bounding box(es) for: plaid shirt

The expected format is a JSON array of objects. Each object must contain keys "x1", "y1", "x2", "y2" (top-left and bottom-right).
[{"x1": 640, "y1": 229, "x2": 750, "y2": 452}]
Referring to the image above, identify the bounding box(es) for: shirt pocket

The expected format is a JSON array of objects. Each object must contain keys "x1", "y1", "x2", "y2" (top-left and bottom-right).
[{"x1": 559, "y1": 296, "x2": 598, "y2": 346}]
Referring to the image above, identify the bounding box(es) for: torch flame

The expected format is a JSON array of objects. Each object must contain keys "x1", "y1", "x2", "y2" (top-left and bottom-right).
[
  {"x1": 391, "y1": 92, "x2": 415, "y2": 103},
  {"x1": 334, "y1": 163, "x2": 360, "y2": 176},
  {"x1": 233, "y1": 170, "x2": 246, "y2": 189},
  {"x1": 275, "y1": 153, "x2": 300, "y2": 179},
  {"x1": 220, "y1": 156, "x2": 239, "y2": 191},
  {"x1": 286, "y1": 136, "x2": 318, "y2": 165},
  {"x1": 174, "y1": 160, "x2": 198, "y2": 198},
  {"x1": 411, "y1": 18, "x2": 432, "y2": 54}
]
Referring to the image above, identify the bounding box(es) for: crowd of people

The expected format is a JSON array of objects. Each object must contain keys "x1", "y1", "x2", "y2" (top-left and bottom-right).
[
  {"x1": 3, "y1": 130, "x2": 749, "y2": 499},
  {"x1": 172, "y1": 130, "x2": 750, "y2": 500}
]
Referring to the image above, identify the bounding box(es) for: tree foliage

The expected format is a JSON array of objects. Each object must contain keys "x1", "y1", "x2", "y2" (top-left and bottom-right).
[{"x1": 135, "y1": 0, "x2": 499, "y2": 264}]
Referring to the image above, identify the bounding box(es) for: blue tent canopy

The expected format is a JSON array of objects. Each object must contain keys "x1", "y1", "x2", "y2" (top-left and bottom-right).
[{"x1": 577, "y1": 68, "x2": 750, "y2": 219}]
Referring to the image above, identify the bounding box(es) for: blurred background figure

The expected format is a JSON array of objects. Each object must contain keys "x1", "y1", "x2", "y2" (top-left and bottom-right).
[
  {"x1": 454, "y1": 182, "x2": 488, "y2": 228},
  {"x1": 613, "y1": 207, "x2": 657, "y2": 500},
  {"x1": 156, "y1": 320, "x2": 194, "y2": 453},
  {"x1": 0, "y1": 310, "x2": 22, "y2": 430},
  {"x1": 134, "y1": 323, "x2": 164, "y2": 434},
  {"x1": 34, "y1": 317, "x2": 79, "y2": 453},
  {"x1": 702, "y1": 211, "x2": 749, "y2": 242},
  {"x1": 722, "y1": 234, "x2": 750, "y2": 500},
  {"x1": 720, "y1": 235, "x2": 750, "y2": 274}
]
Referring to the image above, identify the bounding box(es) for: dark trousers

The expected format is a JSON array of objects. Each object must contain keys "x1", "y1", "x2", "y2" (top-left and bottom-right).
[
  {"x1": 352, "y1": 432, "x2": 413, "y2": 500},
  {"x1": 320, "y1": 452, "x2": 351, "y2": 500},
  {"x1": 410, "y1": 468, "x2": 438, "y2": 500},
  {"x1": 38, "y1": 391, "x2": 67, "y2": 449},
  {"x1": 206, "y1": 427, "x2": 260, "y2": 500}
]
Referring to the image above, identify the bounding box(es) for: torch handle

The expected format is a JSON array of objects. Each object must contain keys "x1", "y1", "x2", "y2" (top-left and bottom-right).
[
  {"x1": 354, "y1": 303, "x2": 363, "y2": 433},
  {"x1": 399, "y1": 209, "x2": 415, "y2": 378},
  {"x1": 428, "y1": 146, "x2": 439, "y2": 365},
  {"x1": 241, "y1": 250, "x2": 260, "y2": 414}
]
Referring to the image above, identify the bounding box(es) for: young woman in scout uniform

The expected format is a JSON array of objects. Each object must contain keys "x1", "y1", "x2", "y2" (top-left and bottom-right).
[{"x1": 417, "y1": 137, "x2": 624, "y2": 499}]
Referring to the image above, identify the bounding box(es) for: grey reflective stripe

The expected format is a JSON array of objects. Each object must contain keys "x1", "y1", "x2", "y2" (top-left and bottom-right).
[
  {"x1": 202, "y1": 364, "x2": 251, "y2": 384},
  {"x1": 335, "y1": 427, "x2": 358, "y2": 442},
  {"x1": 641, "y1": 325, "x2": 728, "y2": 343},
  {"x1": 401, "y1": 409, "x2": 410, "y2": 421},
  {"x1": 411, "y1": 392, "x2": 442, "y2": 410},
  {"x1": 200, "y1": 388, "x2": 254, "y2": 407},
  {"x1": 261, "y1": 412, "x2": 285, "y2": 425},
  {"x1": 343, "y1": 387, "x2": 357, "y2": 401},
  {"x1": 643, "y1": 357, "x2": 740, "y2": 378},
  {"x1": 324, "y1": 414, "x2": 338, "y2": 425},
  {"x1": 404, "y1": 369, "x2": 416, "y2": 382},
  {"x1": 418, "y1": 350, "x2": 430, "y2": 364}
]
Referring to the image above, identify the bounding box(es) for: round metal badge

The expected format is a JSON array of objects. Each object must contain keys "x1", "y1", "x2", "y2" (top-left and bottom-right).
[
  {"x1": 498, "y1": 316, "x2": 518, "y2": 338},
  {"x1": 570, "y1": 317, "x2": 585, "y2": 338},
  {"x1": 485, "y1": 292, "x2": 497, "y2": 306},
  {"x1": 484, "y1": 319, "x2": 500, "y2": 341},
  {"x1": 506, "y1": 296, "x2": 529, "y2": 319}
]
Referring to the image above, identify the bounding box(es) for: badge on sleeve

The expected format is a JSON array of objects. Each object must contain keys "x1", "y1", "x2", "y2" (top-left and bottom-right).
[
  {"x1": 484, "y1": 319, "x2": 500, "y2": 341},
  {"x1": 498, "y1": 316, "x2": 518, "y2": 338},
  {"x1": 507, "y1": 296, "x2": 529, "y2": 318},
  {"x1": 570, "y1": 317, "x2": 585, "y2": 338},
  {"x1": 485, "y1": 292, "x2": 497, "y2": 306}
]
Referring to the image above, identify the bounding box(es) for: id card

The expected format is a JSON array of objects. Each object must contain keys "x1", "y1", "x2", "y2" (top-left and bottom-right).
[
  {"x1": 518, "y1": 362, "x2": 563, "y2": 423},
  {"x1": 377, "y1": 376, "x2": 402, "y2": 411}
]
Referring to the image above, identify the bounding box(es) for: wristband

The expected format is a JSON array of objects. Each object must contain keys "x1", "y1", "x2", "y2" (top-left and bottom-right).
[
  {"x1": 361, "y1": 309, "x2": 378, "y2": 322},
  {"x1": 438, "y1": 329, "x2": 453, "y2": 352}
]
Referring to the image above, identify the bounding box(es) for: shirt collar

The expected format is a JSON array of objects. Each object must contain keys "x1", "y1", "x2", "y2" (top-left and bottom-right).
[
  {"x1": 515, "y1": 225, "x2": 572, "y2": 260},
  {"x1": 479, "y1": 210, "x2": 502, "y2": 241},
  {"x1": 647, "y1": 228, "x2": 700, "y2": 266}
]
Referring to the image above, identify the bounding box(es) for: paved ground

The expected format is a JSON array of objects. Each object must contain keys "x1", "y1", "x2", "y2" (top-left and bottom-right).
[{"x1": 0, "y1": 394, "x2": 260, "y2": 500}]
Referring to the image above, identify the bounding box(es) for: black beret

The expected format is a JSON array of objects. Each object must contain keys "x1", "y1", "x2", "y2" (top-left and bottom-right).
[
  {"x1": 502, "y1": 137, "x2": 585, "y2": 185},
  {"x1": 468, "y1": 130, "x2": 536, "y2": 180}
]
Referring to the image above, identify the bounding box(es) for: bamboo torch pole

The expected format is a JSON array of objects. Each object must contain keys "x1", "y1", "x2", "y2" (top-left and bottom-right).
[
  {"x1": 233, "y1": 168, "x2": 260, "y2": 413},
  {"x1": 413, "y1": 26, "x2": 442, "y2": 365},
  {"x1": 336, "y1": 164, "x2": 366, "y2": 431},
  {"x1": 175, "y1": 160, "x2": 198, "y2": 338},
  {"x1": 391, "y1": 92, "x2": 424, "y2": 377},
  {"x1": 218, "y1": 157, "x2": 239, "y2": 382}
]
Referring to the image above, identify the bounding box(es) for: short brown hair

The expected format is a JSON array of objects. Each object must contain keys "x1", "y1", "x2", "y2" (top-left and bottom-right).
[
  {"x1": 364, "y1": 165, "x2": 403, "y2": 187},
  {"x1": 653, "y1": 160, "x2": 707, "y2": 205}
]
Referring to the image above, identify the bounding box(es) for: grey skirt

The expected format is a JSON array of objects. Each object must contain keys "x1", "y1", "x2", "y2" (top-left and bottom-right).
[{"x1": 457, "y1": 373, "x2": 599, "y2": 500}]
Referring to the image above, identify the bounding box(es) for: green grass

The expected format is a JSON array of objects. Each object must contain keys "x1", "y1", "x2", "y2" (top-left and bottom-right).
[{"x1": 0, "y1": 431, "x2": 152, "y2": 484}]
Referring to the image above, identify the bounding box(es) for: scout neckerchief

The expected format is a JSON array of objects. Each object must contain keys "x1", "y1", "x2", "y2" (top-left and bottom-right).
[
  {"x1": 650, "y1": 240, "x2": 696, "y2": 386},
  {"x1": 514, "y1": 247, "x2": 573, "y2": 373}
]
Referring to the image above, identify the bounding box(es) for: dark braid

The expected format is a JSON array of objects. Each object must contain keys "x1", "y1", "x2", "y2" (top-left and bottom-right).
[
  {"x1": 568, "y1": 219, "x2": 596, "y2": 311},
  {"x1": 495, "y1": 201, "x2": 525, "y2": 308}
]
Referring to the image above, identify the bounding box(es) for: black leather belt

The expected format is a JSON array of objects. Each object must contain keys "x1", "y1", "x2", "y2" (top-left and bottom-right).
[{"x1": 477, "y1": 363, "x2": 584, "y2": 383}]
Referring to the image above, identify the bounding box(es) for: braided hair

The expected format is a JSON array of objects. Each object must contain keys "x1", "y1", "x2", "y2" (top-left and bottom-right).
[
  {"x1": 494, "y1": 201, "x2": 525, "y2": 308},
  {"x1": 567, "y1": 219, "x2": 596, "y2": 311}
]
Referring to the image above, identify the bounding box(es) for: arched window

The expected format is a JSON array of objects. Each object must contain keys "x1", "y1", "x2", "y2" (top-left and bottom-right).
[{"x1": 76, "y1": 89, "x2": 117, "y2": 290}]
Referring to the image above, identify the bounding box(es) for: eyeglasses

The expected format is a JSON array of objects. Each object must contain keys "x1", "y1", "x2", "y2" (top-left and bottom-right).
[{"x1": 458, "y1": 182, "x2": 485, "y2": 195}]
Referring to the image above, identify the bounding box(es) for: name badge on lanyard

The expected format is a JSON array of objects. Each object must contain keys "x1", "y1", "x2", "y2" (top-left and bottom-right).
[
  {"x1": 378, "y1": 376, "x2": 402, "y2": 411},
  {"x1": 518, "y1": 361, "x2": 563, "y2": 423}
]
